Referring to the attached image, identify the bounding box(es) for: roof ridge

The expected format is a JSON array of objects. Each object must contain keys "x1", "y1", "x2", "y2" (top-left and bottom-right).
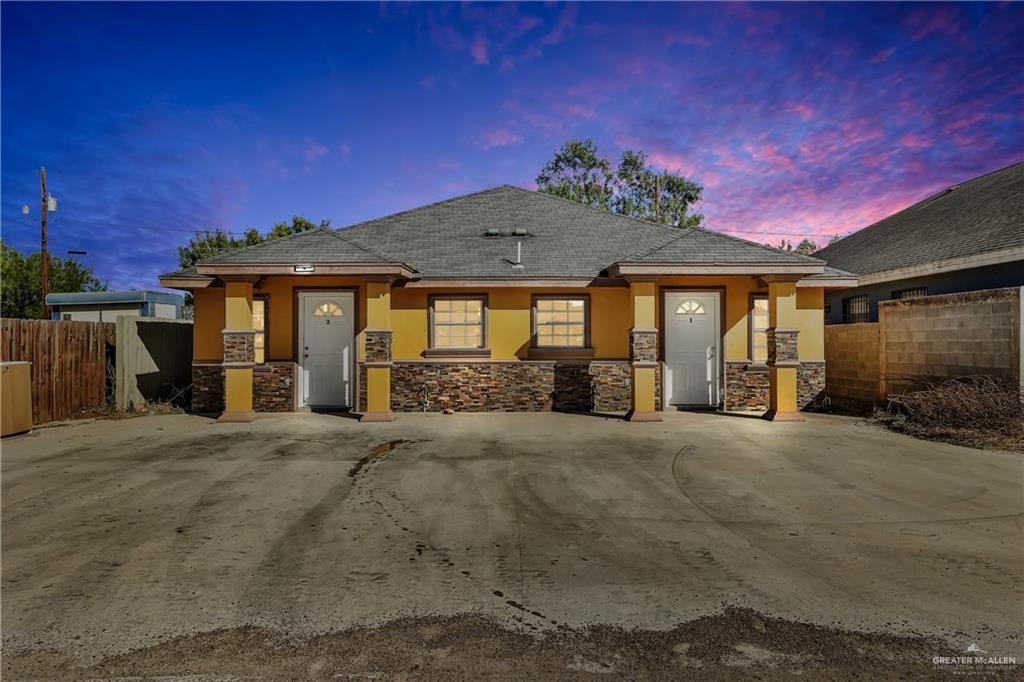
[
  {"x1": 324, "y1": 228, "x2": 393, "y2": 262},
  {"x1": 503, "y1": 184, "x2": 684, "y2": 234},
  {"x1": 197, "y1": 226, "x2": 320, "y2": 265},
  {"x1": 699, "y1": 226, "x2": 825, "y2": 263},
  {"x1": 622, "y1": 227, "x2": 696, "y2": 261},
  {"x1": 340, "y1": 185, "x2": 515, "y2": 233}
]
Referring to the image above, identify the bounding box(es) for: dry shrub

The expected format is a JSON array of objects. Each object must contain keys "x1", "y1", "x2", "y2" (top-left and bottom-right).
[{"x1": 875, "y1": 375, "x2": 1023, "y2": 451}]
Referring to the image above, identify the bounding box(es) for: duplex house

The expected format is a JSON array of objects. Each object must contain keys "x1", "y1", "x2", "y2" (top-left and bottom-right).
[
  {"x1": 160, "y1": 186, "x2": 854, "y2": 423},
  {"x1": 815, "y1": 161, "x2": 1024, "y2": 324}
]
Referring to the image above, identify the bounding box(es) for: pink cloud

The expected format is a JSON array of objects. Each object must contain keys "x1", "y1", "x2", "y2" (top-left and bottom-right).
[
  {"x1": 899, "y1": 133, "x2": 932, "y2": 149},
  {"x1": 906, "y1": 6, "x2": 962, "y2": 41},
  {"x1": 480, "y1": 128, "x2": 523, "y2": 150},
  {"x1": 304, "y1": 142, "x2": 328, "y2": 160},
  {"x1": 470, "y1": 35, "x2": 489, "y2": 65},
  {"x1": 870, "y1": 47, "x2": 897, "y2": 64},
  {"x1": 339, "y1": 143, "x2": 351, "y2": 157},
  {"x1": 786, "y1": 102, "x2": 816, "y2": 121}
]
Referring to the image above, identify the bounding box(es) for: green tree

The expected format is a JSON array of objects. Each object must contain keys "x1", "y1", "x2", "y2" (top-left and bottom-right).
[
  {"x1": 1, "y1": 241, "x2": 106, "y2": 319},
  {"x1": 175, "y1": 216, "x2": 327, "y2": 270},
  {"x1": 536, "y1": 140, "x2": 704, "y2": 227},
  {"x1": 535, "y1": 139, "x2": 615, "y2": 211}
]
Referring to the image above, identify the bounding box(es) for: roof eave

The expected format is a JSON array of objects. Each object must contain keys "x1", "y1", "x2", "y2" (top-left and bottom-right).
[
  {"x1": 609, "y1": 262, "x2": 826, "y2": 277},
  {"x1": 194, "y1": 262, "x2": 418, "y2": 278},
  {"x1": 159, "y1": 273, "x2": 215, "y2": 290},
  {"x1": 796, "y1": 274, "x2": 859, "y2": 290},
  {"x1": 853, "y1": 245, "x2": 1024, "y2": 287}
]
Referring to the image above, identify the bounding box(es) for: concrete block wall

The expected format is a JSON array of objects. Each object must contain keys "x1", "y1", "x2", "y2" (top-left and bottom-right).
[
  {"x1": 879, "y1": 287, "x2": 1021, "y2": 396},
  {"x1": 824, "y1": 287, "x2": 1022, "y2": 408},
  {"x1": 824, "y1": 323, "x2": 881, "y2": 407}
]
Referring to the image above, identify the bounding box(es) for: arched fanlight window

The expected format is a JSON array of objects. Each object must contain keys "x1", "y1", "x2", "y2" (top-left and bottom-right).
[
  {"x1": 313, "y1": 301, "x2": 344, "y2": 317},
  {"x1": 675, "y1": 300, "x2": 706, "y2": 315}
]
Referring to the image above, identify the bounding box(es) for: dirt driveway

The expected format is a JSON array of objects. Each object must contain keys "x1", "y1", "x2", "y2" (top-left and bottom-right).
[{"x1": 2, "y1": 411, "x2": 1021, "y2": 679}]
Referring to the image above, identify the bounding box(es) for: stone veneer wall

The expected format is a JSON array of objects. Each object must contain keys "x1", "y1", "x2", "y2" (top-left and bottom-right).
[
  {"x1": 725, "y1": 361, "x2": 827, "y2": 411},
  {"x1": 191, "y1": 363, "x2": 224, "y2": 413},
  {"x1": 724, "y1": 363, "x2": 769, "y2": 411},
  {"x1": 253, "y1": 362, "x2": 296, "y2": 412},
  {"x1": 798, "y1": 362, "x2": 826, "y2": 410},
  {"x1": 362, "y1": 360, "x2": 661, "y2": 413},
  {"x1": 223, "y1": 331, "x2": 255, "y2": 364}
]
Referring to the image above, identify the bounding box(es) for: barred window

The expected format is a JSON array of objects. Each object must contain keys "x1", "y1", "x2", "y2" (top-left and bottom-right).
[
  {"x1": 893, "y1": 287, "x2": 927, "y2": 300},
  {"x1": 533, "y1": 297, "x2": 588, "y2": 348},
  {"x1": 842, "y1": 295, "x2": 869, "y2": 324},
  {"x1": 431, "y1": 297, "x2": 485, "y2": 348}
]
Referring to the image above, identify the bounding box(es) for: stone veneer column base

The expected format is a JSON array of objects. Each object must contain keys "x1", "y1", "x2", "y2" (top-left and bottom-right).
[
  {"x1": 191, "y1": 363, "x2": 224, "y2": 414},
  {"x1": 762, "y1": 409, "x2": 805, "y2": 422},
  {"x1": 360, "y1": 411, "x2": 396, "y2": 422},
  {"x1": 217, "y1": 411, "x2": 257, "y2": 423}
]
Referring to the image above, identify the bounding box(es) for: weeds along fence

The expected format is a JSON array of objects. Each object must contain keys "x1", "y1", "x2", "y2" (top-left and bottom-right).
[{"x1": 1, "y1": 319, "x2": 115, "y2": 424}]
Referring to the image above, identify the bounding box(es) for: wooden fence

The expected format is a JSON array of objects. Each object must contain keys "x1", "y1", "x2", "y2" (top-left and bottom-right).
[{"x1": 1, "y1": 319, "x2": 115, "y2": 424}]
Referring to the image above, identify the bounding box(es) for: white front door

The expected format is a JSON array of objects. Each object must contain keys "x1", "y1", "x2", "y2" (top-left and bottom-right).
[
  {"x1": 663, "y1": 291, "x2": 721, "y2": 408},
  {"x1": 299, "y1": 292, "x2": 355, "y2": 408}
]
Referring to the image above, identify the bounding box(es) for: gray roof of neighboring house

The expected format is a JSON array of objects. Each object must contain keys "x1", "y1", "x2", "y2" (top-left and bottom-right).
[
  {"x1": 192, "y1": 185, "x2": 823, "y2": 279},
  {"x1": 813, "y1": 161, "x2": 1024, "y2": 277},
  {"x1": 46, "y1": 290, "x2": 184, "y2": 306}
]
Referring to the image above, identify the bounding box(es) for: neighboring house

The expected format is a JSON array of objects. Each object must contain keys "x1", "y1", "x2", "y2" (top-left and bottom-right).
[
  {"x1": 159, "y1": 185, "x2": 855, "y2": 423},
  {"x1": 46, "y1": 290, "x2": 186, "y2": 322},
  {"x1": 814, "y1": 161, "x2": 1024, "y2": 324}
]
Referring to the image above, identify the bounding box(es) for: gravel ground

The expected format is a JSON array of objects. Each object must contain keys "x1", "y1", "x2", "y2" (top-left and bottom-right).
[{"x1": 4, "y1": 608, "x2": 960, "y2": 681}]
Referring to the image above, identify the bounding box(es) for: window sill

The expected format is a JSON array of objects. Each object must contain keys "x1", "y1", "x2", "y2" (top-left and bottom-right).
[
  {"x1": 423, "y1": 347, "x2": 492, "y2": 359},
  {"x1": 527, "y1": 347, "x2": 595, "y2": 359}
]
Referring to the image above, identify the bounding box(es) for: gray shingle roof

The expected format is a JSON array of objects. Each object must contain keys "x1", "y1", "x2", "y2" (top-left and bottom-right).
[
  {"x1": 813, "y1": 161, "x2": 1024, "y2": 277},
  {"x1": 197, "y1": 185, "x2": 823, "y2": 278}
]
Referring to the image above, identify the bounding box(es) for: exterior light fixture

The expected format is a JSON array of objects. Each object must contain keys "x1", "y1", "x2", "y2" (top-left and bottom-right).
[{"x1": 293, "y1": 264, "x2": 315, "y2": 273}]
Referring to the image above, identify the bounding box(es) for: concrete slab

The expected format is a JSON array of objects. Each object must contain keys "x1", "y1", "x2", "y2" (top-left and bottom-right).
[{"x1": 2, "y1": 411, "x2": 1021, "y2": 667}]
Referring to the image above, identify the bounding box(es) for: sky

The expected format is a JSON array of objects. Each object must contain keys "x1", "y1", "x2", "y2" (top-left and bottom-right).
[{"x1": 2, "y1": 1, "x2": 1022, "y2": 290}]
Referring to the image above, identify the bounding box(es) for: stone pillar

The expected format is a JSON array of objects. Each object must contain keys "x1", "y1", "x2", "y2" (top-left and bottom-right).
[
  {"x1": 764, "y1": 277, "x2": 804, "y2": 422},
  {"x1": 219, "y1": 279, "x2": 256, "y2": 422},
  {"x1": 627, "y1": 278, "x2": 661, "y2": 422},
  {"x1": 361, "y1": 278, "x2": 395, "y2": 422}
]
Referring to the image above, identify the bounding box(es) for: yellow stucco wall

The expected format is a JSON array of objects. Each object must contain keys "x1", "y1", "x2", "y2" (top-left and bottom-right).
[
  {"x1": 193, "y1": 287, "x2": 226, "y2": 360},
  {"x1": 188, "y1": 276, "x2": 825, "y2": 363},
  {"x1": 390, "y1": 286, "x2": 631, "y2": 360},
  {"x1": 796, "y1": 287, "x2": 825, "y2": 360}
]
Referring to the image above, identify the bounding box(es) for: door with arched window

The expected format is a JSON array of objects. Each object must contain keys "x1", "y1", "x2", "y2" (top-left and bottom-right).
[
  {"x1": 663, "y1": 291, "x2": 721, "y2": 408},
  {"x1": 298, "y1": 291, "x2": 355, "y2": 407}
]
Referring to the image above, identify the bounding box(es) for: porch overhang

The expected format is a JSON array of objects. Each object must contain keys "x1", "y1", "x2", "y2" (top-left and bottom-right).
[
  {"x1": 159, "y1": 272, "x2": 215, "y2": 290},
  {"x1": 608, "y1": 262, "x2": 826, "y2": 278},
  {"x1": 795, "y1": 272, "x2": 859, "y2": 289}
]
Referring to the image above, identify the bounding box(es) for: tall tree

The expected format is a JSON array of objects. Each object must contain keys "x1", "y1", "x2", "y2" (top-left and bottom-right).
[
  {"x1": 535, "y1": 140, "x2": 615, "y2": 211},
  {"x1": 176, "y1": 217, "x2": 327, "y2": 270},
  {"x1": 768, "y1": 238, "x2": 820, "y2": 255},
  {"x1": 536, "y1": 140, "x2": 704, "y2": 228},
  {"x1": 1, "y1": 241, "x2": 106, "y2": 319}
]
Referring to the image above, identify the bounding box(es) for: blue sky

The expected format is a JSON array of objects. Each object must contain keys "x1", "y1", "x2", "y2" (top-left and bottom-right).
[{"x1": 2, "y1": 2, "x2": 1021, "y2": 290}]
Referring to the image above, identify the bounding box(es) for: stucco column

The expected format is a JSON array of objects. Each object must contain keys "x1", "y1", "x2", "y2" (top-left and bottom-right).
[
  {"x1": 361, "y1": 278, "x2": 395, "y2": 422},
  {"x1": 627, "y1": 278, "x2": 661, "y2": 422},
  {"x1": 764, "y1": 277, "x2": 804, "y2": 422},
  {"x1": 219, "y1": 278, "x2": 256, "y2": 422}
]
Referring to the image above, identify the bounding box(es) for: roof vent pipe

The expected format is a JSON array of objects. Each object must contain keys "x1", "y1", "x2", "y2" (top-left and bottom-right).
[{"x1": 512, "y1": 241, "x2": 524, "y2": 270}]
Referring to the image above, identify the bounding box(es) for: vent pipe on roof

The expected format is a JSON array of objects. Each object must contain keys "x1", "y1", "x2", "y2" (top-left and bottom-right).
[{"x1": 512, "y1": 241, "x2": 524, "y2": 270}]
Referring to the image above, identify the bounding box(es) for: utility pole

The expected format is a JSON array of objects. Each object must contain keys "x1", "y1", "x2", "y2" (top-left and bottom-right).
[
  {"x1": 40, "y1": 166, "x2": 50, "y2": 319},
  {"x1": 655, "y1": 174, "x2": 662, "y2": 223},
  {"x1": 40, "y1": 167, "x2": 51, "y2": 318}
]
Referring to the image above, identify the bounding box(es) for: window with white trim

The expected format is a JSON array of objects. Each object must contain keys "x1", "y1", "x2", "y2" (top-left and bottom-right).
[
  {"x1": 750, "y1": 295, "x2": 769, "y2": 363},
  {"x1": 533, "y1": 297, "x2": 588, "y2": 348},
  {"x1": 431, "y1": 297, "x2": 485, "y2": 348},
  {"x1": 253, "y1": 296, "x2": 268, "y2": 363}
]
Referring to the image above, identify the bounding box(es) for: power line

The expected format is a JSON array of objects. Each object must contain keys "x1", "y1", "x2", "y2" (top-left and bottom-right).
[{"x1": 3, "y1": 216, "x2": 250, "y2": 236}]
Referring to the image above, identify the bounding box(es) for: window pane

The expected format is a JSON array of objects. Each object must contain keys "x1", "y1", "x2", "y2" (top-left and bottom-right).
[
  {"x1": 435, "y1": 299, "x2": 452, "y2": 312},
  {"x1": 252, "y1": 300, "x2": 266, "y2": 331},
  {"x1": 435, "y1": 311, "x2": 451, "y2": 323},
  {"x1": 753, "y1": 335, "x2": 767, "y2": 363},
  {"x1": 466, "y1": 300, "x2": 481, "y2": 314},
  {"x1": 254, "y1": 333, "x2": 265, "y2": 364}
]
